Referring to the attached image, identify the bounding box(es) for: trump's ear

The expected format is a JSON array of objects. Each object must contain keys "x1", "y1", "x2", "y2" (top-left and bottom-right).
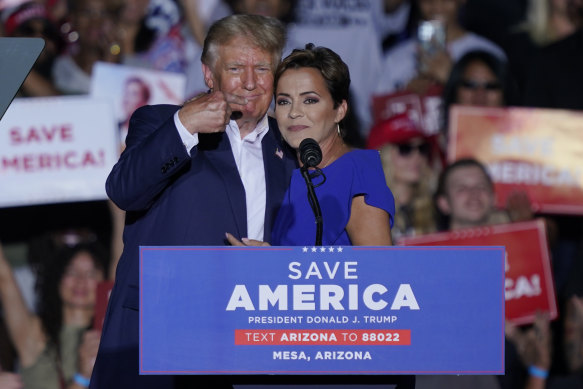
[{"x1": 202, "y1": 63, "x2": 214, "y2": 90}]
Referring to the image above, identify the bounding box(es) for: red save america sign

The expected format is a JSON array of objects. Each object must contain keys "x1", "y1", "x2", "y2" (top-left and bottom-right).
[
  {"x1": 448, "y1": 105, "x2": 583, "y2": 215},
  {"x1": 398, "y1": 219, "x2": 557, "y2": 325}
]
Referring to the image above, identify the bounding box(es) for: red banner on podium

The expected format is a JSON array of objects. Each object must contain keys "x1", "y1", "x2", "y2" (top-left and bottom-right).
[
  {"x1": 448, "y1": 105, "x2": 583, "y2": 215},
  {"x1": 398, "y1": 220, "x2": 557, "y2": 325}
]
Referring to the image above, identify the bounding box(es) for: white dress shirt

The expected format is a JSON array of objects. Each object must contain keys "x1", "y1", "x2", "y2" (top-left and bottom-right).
[{"x1": 174, "y1": 112, "x2": 268, "y2": 240}]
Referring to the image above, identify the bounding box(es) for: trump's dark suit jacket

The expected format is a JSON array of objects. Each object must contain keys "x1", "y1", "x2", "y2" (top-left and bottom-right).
[{"x1": 90, "y1": 104, "x2": 296, "y2": 388}]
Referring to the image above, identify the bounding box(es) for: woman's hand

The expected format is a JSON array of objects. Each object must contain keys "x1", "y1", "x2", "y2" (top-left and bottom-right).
[
  {"x1": 506, "y1": 313, "x2": 552, "y2": 370},
  {"x1": 225, "y1": 233, "x2": 270, "y2": 247},
  {"x1": 77, "y1": 329, "x2": 101, "y2": 379},
  {"x1": 564, "y1": 295, "x2": 583, "y2": 372},
  {"x1": 506, "y1": 190, "x2": 534, "y2": 222},
  {"x1": 418, "y1": 49, "x2": 453, "y2": 84},
  {"x1": 0, "y1": 372, "x2": 23, "y2": 389}
]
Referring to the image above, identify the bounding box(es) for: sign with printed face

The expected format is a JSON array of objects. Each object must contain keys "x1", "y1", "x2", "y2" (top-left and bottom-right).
[
  {"x1": 140, "y1": 246, "x2": 505, "y2": 375},
  {"x1": 399, "y1": 220, "x2": 557, "y2": 326},
  {"x1": 448, "y1": 105, "x2": 583, "y2": 215},
  {"x1": 90, "y1": 62, "x2": 186, "y2": 152},
  {"x1": 0, "y1": 96, "x2": 118, "y2": 207}
]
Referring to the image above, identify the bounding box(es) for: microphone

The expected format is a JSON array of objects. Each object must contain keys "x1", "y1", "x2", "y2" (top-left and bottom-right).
[
  {"x1": 299, "y1": 138, "x2": 322, "y2": 168},
  {"x1": 298, "y1": 138, "x2": 324, "y2": 246}
]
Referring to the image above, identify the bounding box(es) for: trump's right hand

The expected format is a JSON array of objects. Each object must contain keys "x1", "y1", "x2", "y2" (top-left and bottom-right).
[{"x1": 178, "y1": 91, "x2": 247, "y2": 135}]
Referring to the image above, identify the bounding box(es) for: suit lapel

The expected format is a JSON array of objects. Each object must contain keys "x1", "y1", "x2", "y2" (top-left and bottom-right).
[
  {"x1": 262, "y1": 118, "x2": 296, "y2": 241},
  {"x1": 200, "y1": 133, "x2": 247, "y2": 239}
]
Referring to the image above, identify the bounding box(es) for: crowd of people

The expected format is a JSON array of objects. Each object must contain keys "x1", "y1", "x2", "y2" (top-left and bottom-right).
[{"x1": 0, "y1": 0, "x2": 582, "y2": 388}]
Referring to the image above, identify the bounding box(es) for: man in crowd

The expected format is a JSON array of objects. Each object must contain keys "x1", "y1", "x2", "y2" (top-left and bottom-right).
[{"x1": 435, "y1": 157, "x2": 497, "y2": 230}]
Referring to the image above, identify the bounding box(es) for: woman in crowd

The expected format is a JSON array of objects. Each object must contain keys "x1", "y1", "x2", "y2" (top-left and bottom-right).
[
  {"x1": 375, "y1": 0, "x2": 507, "y2": 96},
  {"x1": 504, "y1": 0, "x2": 583, "y2": 95},
  {"x1": 0, "y1": 241, "x2": 107, "y2": 389},
  {"x1": 367, "y1": 112, "x2": 439, "y2": 242},
  {"x1": 52, "y1": 0, "x2": 121, "y2": 94},
  {"x1": 441, "y1": 49, "x2": 519, "y2": 136}
]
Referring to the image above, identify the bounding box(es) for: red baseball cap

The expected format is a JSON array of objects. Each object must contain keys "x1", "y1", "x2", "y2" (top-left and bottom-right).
[
  {"x1": 367, "y1": 112, "x2": 428, "y2": 150},
  {"x1": 2, "y1": 1, "x2": 48, "y2": 37}
]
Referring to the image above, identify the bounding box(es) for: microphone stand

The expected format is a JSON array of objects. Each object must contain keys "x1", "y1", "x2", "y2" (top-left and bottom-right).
[{"x1": 300, "y1": 165, "x2": 323, "y2": 246}]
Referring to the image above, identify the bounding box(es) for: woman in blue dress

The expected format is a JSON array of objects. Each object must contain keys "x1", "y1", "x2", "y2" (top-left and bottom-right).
[{"x1": 228, "y1": 43, "x2": 395, "y2": 247}]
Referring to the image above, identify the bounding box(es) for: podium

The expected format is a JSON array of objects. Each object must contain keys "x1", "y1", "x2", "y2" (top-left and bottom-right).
[{"x1": 139, "y1": 246, "x2": 505, "y2": 382}]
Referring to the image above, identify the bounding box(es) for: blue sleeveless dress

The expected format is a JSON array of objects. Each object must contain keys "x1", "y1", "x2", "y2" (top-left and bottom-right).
[{"x1": 271, "y1": 149, "x2": 395, "y2": 246}]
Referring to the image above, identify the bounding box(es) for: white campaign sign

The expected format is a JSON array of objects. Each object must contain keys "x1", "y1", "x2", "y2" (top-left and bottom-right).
[
  {"x1": 0, "y1": 96, "x2": 118, "y2": 207},
  {"x1": 90, "y1": 62, "x2": 186, "y2": 149}
]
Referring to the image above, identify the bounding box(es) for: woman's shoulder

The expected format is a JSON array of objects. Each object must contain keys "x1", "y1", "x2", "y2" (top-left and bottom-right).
[
  {"x1": 333, "y1": 149, "x2": 386, "y2": 183},
  {"x1": 342, "y1": 148, "x2": 382, "y2": 165}
]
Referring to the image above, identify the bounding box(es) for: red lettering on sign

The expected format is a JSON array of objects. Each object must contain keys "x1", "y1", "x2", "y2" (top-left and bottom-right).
[
  {"x1": 1, "y1": 149, "x2": 105, "y2": 172},
  {"x1": 9, "y1": 124, "x2": 74, "y2": 145}
]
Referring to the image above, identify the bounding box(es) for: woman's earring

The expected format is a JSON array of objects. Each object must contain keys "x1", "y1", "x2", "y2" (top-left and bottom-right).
[{"x1": 337, "y1": 123, "x2": 342, "y2": 137}]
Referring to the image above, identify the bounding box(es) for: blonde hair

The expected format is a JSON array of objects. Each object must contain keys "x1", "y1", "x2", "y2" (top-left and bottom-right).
[
  {"x1": 517, "y1": 0, "x2": 577, "y2": 46},
  {"x1": 379, "y1": 145, "x2": 437, "y2": 240}
]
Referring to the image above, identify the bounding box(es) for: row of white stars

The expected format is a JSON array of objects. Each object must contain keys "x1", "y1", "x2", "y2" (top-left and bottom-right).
[{"x1": 302, "y1": 246, "x2": 344, "y2": 253}]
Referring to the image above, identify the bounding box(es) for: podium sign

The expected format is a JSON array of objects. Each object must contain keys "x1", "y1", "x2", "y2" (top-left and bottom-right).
[{"x1": 140, "y1": 246, "x2": 505, "y2": 375}]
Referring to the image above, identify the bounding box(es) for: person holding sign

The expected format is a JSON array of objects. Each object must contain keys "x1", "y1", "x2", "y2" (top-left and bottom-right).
[
  {"x1": 431, "y1": 158, "x2": 556, "y2": 389},
  {"x1": 91, "y1": 14, "x2": 296, "y2": 389},
  {"x1": 434, "y1": 157, "x2": 533, "y2": 231}
]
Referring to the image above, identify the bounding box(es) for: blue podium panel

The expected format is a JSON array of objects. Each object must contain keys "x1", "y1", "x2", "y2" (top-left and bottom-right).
[{"x1": 140, "y1": 246, "x2": 505, "y2": 375}]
